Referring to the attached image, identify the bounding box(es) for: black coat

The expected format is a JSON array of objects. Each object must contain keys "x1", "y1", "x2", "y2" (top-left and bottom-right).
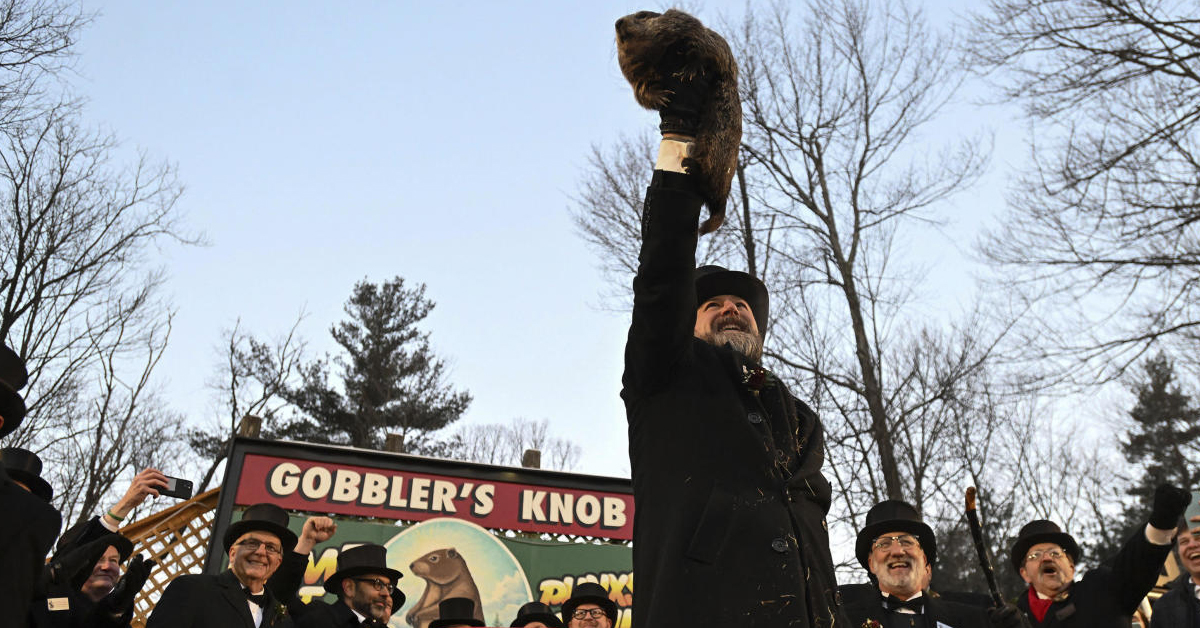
[
  {"x1": 840, "y1": 584, "x2": 988, "y2": 628},
  {"x1": 145, "y1": 569, "x2": 294, "y2": 628},
  {"x1": 1015, "y1": 528, "x2": 1170, "y2": 628},
  {"x1": 0, "y1": 468, "x2": 61, "y2": 628},
  {"x1": 294, "y1": 599, "x2": 363, "y2": 628},
  {"x1": 622, "y1": 172, "x2": 845, "y2": 628},
  {"x1": 1150, "y1": 574, "x2": 1199, "y2": 628}
]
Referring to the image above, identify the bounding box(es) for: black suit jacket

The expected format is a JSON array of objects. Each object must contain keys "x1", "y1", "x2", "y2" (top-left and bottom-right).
[
  {"x1": 622, "y1": 171, "x2": 845, "y2": 628},
  {"x1": 294, "y1": 599, "x2": 363, "y2": 628},
  {"x1": 146, "y1": 569, "x2": 293, "y2": 628},
  {"x1": 0, "y1": 469, "x2": 61, "y2": 628},
  {"x1": 840, "y1": 585, "x2": 988, "y2": 628},
  {"x1": 1015, "y1": 527, "x2": 1171, "y2": 628}
]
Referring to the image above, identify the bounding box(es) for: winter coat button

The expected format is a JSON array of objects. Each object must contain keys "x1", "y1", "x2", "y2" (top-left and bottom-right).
[
  {"x1": 747, "y1": 412, "x2": 764, "y2": 424},
  {"x1": 771, "y1": 538, "x2": 788, "y2": 553}
]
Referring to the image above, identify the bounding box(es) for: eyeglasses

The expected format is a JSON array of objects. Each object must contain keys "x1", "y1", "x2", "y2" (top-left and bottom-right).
[
  {"x1": 872, "y1": 535, "x2": 919, "y2": 552},
  {"x1": 1026, "y1": 548, "x2": 1067, "y2": 563},
  {"x1": 234, "y1": 539, "x2": 282, "y2": 556},
  {"x1": 571, "y1": 608, "x2": 609, "y2": 620},
  {"x1": 352, "y1": 577, "x2": 397, "y2": 594}
]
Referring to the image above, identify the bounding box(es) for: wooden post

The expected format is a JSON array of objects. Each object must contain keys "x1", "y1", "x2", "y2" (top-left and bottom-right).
[
  {"x1": 236, "y1": 415, "x2": 262, "y2": 438},
  {"x1": 384, "y1": 433, "x2": 404, "y2": 453},
  {"x1": 521, "y1": 448, "x2": 541, "y2": 469}
]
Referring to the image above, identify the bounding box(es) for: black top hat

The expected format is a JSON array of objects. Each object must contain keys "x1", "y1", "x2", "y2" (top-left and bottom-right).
[
  {"x1": 561, "y1": 582, "x2": 617, "y2": 624},
  {"x1": 855, "y1": 500, "x2": 937, "y2": 569},
  {"x1": 511, "y1": 601, "x2": 565, "y2": 628},
  {"x1": 0, "y1": 346, "x2": 28, "y2": 439},
  {"x1": 66, "y1": 533, "x2": 136, "y2": 590},
  {"x1": 323, "y1": 543, "x2": 404, "y2": 602},
  {"x1": 1010, "y1": 520, "x2": 1080, "y2": 572},
  {"x1": 56, "y1": 517, "x2": 136, "y2": 562},
  {"x1": 694, "y1": 265, "x2": 769, "y2": 334},
  {"x1": 428, "y1": 597, "x2": 486, "y2": 628},
  {"x1": 222, "y1": 502, "x2": 298, "y2": 553},
  {"x1": 1, "y1": 447, "x2": 52, "y2": 502}
]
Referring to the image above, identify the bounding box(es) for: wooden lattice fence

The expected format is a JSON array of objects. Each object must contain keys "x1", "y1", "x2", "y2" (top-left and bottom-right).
[{"x1": 119, "y1": 487, "x2": 220, "y2": 627}]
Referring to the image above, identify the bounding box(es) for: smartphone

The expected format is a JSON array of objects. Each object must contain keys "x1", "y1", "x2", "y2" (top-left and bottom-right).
[
  {"x1": 1184, "y1": 490, "x2": 1200, "y2": 530},
  {"x1": 160, "y1": 476, "x2": 193, "y2": 500}
]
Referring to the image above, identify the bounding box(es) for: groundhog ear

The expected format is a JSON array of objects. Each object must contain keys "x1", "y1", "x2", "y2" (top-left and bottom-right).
[{"x1": 447, "y1": 548, "x2": 458, "y2": 558}]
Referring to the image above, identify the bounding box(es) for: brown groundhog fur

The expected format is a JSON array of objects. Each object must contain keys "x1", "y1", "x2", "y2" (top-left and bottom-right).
[
  {"x1": 615, "y1": 8, "x2": 741, "y2": 235},
  {"x1": 405, "y1": 548, "x2": 484, "y2": 628}
]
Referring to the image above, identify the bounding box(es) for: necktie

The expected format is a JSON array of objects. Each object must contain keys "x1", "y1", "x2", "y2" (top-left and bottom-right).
[
  {"x1": 882, "y1": 594, "x2": 924, "y2": 614},
  {"x1": 243, "y1": 587, "x2": 268, "y2": 607}
]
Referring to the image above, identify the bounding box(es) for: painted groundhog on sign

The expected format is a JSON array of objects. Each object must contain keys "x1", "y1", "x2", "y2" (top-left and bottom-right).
[{"x1": 406, "y1": 547, "x2": 484, "y2": 628}]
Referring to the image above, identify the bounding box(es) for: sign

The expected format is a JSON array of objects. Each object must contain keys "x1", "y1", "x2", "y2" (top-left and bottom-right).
[
  {"x1": 208, "y1": 439, "x2": 636, "y2": 628},
  {"x1": 234, "y1": 453, "x2": 633, "y2": 539}
]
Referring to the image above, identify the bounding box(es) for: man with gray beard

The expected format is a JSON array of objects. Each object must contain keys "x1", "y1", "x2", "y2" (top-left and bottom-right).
[
  {"x1": 841, "y1": 500, "x2": 987, "y2": 628},
  {"x1": 622, "y1": 52, "x2": 846, "y2": 626}
]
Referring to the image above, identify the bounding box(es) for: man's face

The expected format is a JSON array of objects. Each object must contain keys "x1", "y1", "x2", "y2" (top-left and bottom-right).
[
  {"x1": 227, "y1": 531, "x2": 283, "y2": 585},
  {"x1": 568, "y1": 603, "x2": 612, "y2": 628},
  {"x1": 1177, "y1": 526, "x2": 1200, "y2": 582},
  {"x1": 694, "y1": 294, "x2": 762, "y2": 361},
  {"x1": 1019, "y1": 542, "x2": 1075, "y2": 597},
  {"x1": 866, "y1": 531, "x2": 931, "y2": 599},
  {"x1": 342, "y1": 573, "x2": 392, "y2": 620},
  {"x1": 80, "y1": 545, "x2": 121, "y2": 602}
]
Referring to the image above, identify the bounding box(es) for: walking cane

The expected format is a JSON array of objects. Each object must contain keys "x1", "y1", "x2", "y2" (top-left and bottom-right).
[{"x1": 965, "y1": 486, "x2": 1005, "y2": 607}]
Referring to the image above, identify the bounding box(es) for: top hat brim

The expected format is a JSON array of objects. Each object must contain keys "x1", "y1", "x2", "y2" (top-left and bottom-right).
[
  {"x1": 0, "y1": 384, "x2": 26, "y2": 439},
  {"x1": 429, "y1": 619, "x2": 486, "y2": 628},
  {"x1": 323, "y1": 564, "x2": 404, "y2": 595},
  {"x1": 223, "y1": 519, "x2": 298, "y2": 554},
  {"x1": 512, "y1": 613, "x2": 565, "y2": 628},
  {"x1": 694, "y1": 267, "x2": 769, "y2": 334},
  {"x1": 1011, "y1": 531, "x2": 1080, "y2": 572},
  {"x1": 7, "y1": 466, "x2": 51, "y2": 502},
  {"x1": 856, "y1": 519, "x2": 937, "y2": 569}
]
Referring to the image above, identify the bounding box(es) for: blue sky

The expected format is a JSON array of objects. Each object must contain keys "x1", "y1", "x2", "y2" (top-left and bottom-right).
[{"x1": 70, "y1": 0, "x2": 1014, "y2": 479}]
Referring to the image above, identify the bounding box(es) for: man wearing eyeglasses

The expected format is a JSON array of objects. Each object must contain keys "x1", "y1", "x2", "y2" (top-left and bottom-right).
[
  {"x1": 561, "y1": 583, "x2": 616, "y2": 628},
  {"x1": 619, "y1": 31, "x2": 844, "y2": 628},
  {"x1": 842, "y1": 500, "x2": 987, "y2": 628},
  {"x1": 988, "y1": 484, "x2": 1190, "y2": 628},
  {"x1": 147, "y1": 502, "x2": 305, "y2": 628},
  {"x1": 1149, "y1": 511, "x2": 1200, "y2": 628},
  {"x1": 293, "y1": 543, "x2": 402, "y2": 628}
]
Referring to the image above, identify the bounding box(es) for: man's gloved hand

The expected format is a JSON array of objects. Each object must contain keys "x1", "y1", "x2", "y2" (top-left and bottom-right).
[
  {"x1": 988, "y1": 604, "x2": 1032, "y2": 628},
  {"x1": 1150, "y1": 484, "x2": 1192, "y2": 530},
  {"x1": 656, "y1": 43, "x2": 711, "y2": 137},
  {"x1": 95, "y1": 554, "x2": 156, "y2": 618},
  {"x1": 42, "y1": 535, "x2": 118, "y2": 588}
]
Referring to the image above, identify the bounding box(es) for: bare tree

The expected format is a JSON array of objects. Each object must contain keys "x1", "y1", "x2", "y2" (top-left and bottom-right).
[
  {"x1": 451, "y1": 417, "x2": 581, "y2": 471},
  {"x1": 970, "y1": 0, "x2": 1200, "y2": 381},
  {"x1": 0, "y1": 94, "x2": 194, "y2": 524},
  {"x1": 190, "y1": 315, "x2": 307, "y2": 491}
]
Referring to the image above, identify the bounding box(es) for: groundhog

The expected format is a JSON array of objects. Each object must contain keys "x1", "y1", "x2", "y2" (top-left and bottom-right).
[
  {"x1": 615, "y1": 8, "x2": 742, "y2": 235},
  {"x1": 406, "y1": 548, "x2": 484, "y2": 628}
]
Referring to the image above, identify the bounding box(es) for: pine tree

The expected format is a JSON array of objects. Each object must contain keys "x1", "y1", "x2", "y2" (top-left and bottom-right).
[
  {"x1": 281, "y1": 277, "x2": 471, "y2": 451},
  {"x1": 1090, "y1": 352, "x2": 1200, "y2": 558}
]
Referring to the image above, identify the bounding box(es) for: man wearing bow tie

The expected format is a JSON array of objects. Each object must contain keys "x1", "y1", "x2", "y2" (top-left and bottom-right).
[
  {"x1": 842, "y1": 500, "x2": 988, "y2": 628},
  {"x1": 147, "y1": 503, "x2": 306, "y2": 628}
]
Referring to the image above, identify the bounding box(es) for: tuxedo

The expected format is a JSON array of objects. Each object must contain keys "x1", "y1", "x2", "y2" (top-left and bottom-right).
[
  {"x1": 146, "y1": 569, "x2": 293, "y2": 628},
  {"x1": 840, "y1": 585, "x2": 988, "y2": 628},
  {"x1": 294, "y1": 599, "x2": 372, "y2": 628}
]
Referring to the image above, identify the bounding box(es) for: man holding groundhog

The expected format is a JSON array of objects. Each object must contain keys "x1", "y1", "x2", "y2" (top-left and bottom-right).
[{"x1": 618, "y1": 13, "x2": 846, "y2": 628}]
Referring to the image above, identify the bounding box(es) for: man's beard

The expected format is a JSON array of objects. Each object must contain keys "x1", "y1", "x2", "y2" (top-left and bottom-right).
[{"x1": 702, "y1": 328, "x2": 764, "y2": 362}]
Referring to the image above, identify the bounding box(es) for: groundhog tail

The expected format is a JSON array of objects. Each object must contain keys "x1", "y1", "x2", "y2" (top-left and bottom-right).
[{"x1": 698, "y1": 200, "x2": 726, "y2": 235}]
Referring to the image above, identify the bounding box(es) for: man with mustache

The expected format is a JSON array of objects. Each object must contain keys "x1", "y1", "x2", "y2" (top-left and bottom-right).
[
  {"x1": 991, "y1": 485, "x2": 1189, "y2": 627},
  {"x1": 842, "y1": 500, "x2": 987, "y2": 628},
  {"x1": 1149, "y1": 511, "x2": 1200, "y2": 628},
  {"x1": 621, "y1": 45, "x2": 845, "y2": 627}
]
